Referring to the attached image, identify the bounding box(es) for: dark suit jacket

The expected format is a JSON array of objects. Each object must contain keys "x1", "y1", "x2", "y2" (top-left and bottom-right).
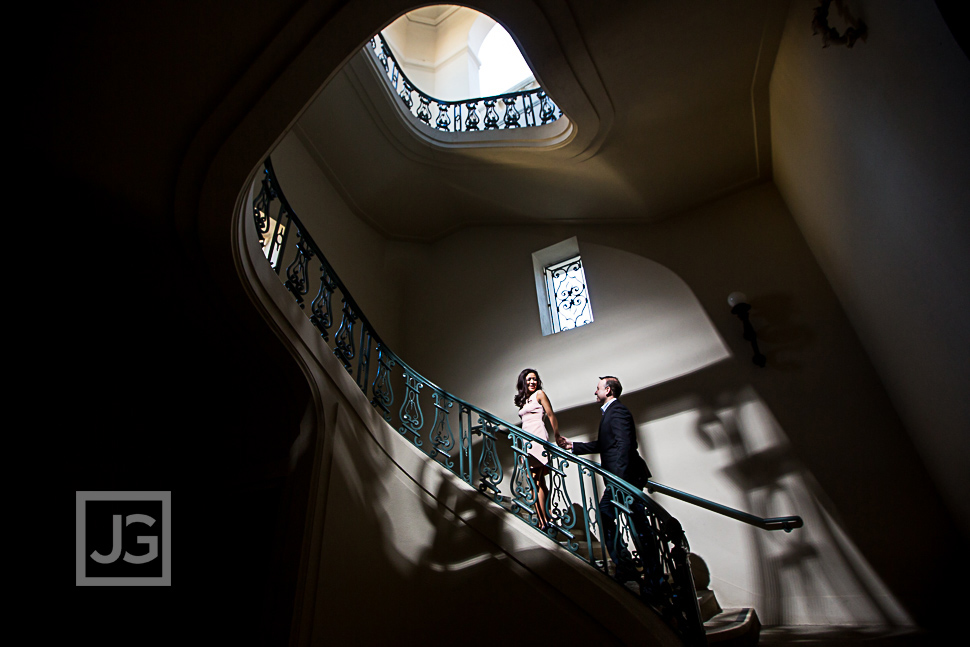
[{"x1": 573, "y1": 400, "x2": 651, "y2": 489}]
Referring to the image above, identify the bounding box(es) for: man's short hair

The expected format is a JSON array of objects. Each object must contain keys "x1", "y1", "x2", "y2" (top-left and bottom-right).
[{"x1": 599, "y1": 375, "x2": 622, "y2": 399}]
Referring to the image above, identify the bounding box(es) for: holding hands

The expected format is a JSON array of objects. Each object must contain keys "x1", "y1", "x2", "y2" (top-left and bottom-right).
[{"x1": 556, "y1": 434, "x2": 572, "y2": 450}]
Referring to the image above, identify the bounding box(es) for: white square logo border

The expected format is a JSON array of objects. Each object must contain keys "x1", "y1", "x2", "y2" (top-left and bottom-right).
[{"x1": 76, "y1": 491, "x2": 172, "y2": 586}]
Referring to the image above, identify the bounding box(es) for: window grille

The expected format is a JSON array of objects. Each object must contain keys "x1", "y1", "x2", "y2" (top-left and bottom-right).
[{"x1": 544, "y1": 255, "x2": 593, "y2": 333}]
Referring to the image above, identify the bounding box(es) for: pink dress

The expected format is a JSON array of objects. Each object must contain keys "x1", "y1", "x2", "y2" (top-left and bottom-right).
[{"x1": 518, "y1": 392, "x2": 550, "y2": 464}]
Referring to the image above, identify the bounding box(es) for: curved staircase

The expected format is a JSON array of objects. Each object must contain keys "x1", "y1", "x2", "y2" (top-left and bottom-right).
[{"x1": 241, "y1": 158, "x2": 802, "y2": 645}]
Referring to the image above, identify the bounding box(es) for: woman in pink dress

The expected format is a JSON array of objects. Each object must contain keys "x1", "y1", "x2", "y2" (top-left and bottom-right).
[{"x1": 514, "y1": 368, "x2": 562, "y2": 530}]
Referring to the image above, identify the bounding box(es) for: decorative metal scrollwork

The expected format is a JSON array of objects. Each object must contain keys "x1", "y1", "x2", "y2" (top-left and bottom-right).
[
  {"x1": 284, "y1": 233, "x2": 313, "y2": 307},
  {"x1": 503, "y1": 96, "x2": 521, "y2": 128},
  {"x1": 398, "y1": 373, "x2": 425, "y2": 446},
  {"x1": 264, "y1": 203, "x2": 290, "y2": 274},
  {"x1": 370, "y1": 345, "x2": 396, "y2": 421},
  {"x1": 483, "y1": 99, "x2": 499, "y2": 129},
  {"x1": 416, "y1": 96, "x2": 432, "y2": 125},
  {"x1": 253, "y1": 170, "x2": 275, "y2": 241},
  {"x1": 508, "y1": 431, "x2": 539, "y2": 524},
  {"x1": 429, "y1": 391, "x2": 454, "y2": 467},
  {"x1": 309, "y1": 267, "x2": 336, "y2": 339},
  {"x1": 546, "y1": 256, "x2": 592, "y2": 332},
  {"x1": 546, "y1": 454, "x2": 578, "y2": 550},
  {"x1": 333, "y1": 300, "x2": 357, "y2": 370},
  {"x1": 464, "y1": 102, "x2": 480, "y2": 130},
  {"x1": 356, "y1": 328, "x2": 372, "y2": 394},
  {"x1": 435, "y1": 102, "x2": 451, "y2": 130},
  {"x1": 538, "y1": 91, "x2": 556, "y2": 124},
  {"x1": 254, "y1": 156, "x2": 722, "y2": 646},
  {"x1": 365, "y1": 34, "x2": 562, "y2": 135},
  {"x1": 377, "y1": 38, "x2": 389, "y2": 72},
  {"x1": 400, "y1": 80, "x2": 414, "y2": 109},
  {"x1": 476, "y1": 418, "x2": 503, "y2": 501}
]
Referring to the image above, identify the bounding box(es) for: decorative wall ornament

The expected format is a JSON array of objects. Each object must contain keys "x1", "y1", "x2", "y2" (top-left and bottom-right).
[{"x1": 812, "y1": 0, "x2": 868, "y2": 48}]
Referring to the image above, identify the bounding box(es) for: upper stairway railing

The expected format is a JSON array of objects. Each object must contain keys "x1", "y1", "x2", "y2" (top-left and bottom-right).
[
  {"x1": 251, "y1": 158, "x2": 803, "y2": 646},
  {"x1": 366, "y1": 34, "x2": 563, "y2": 133}
]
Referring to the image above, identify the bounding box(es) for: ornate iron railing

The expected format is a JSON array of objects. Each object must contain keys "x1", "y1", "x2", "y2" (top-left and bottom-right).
[
  {"x1": 366, "y1": 34, "x2": 562, "y2": 133},
  {"x1": 252, "y1": 159, "x2": 803, "y2": 645}
]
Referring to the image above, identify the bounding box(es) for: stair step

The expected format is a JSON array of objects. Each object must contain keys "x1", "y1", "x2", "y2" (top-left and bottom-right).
[
  {"x1": 697, "y1": 588, "x2": 723, "y2": 622},
  {"x1": 705, "y1": 608, "x2": 760, "y2": 646}
]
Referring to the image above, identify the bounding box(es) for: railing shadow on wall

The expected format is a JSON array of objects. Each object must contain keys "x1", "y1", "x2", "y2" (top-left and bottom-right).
[
  {"x1": 250, "y1": 157, "x2": 803, "y2": 645},
  {"x1": 573, "y1": 364, "x2": 917, "y2": 629}
]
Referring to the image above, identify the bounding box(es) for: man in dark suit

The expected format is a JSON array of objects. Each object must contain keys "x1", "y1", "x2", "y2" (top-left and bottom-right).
[{"x1": 560, "y1": 376, "x2": 658, "y2": 585}]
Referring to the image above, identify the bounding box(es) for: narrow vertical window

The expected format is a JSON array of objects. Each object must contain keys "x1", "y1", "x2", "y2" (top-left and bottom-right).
[
  {"x1": 532, "y1": 237, "x2": 594, "y2": 336},
  {"x1": 544, "y1": 256, "x2": 593, "y2": 333}
]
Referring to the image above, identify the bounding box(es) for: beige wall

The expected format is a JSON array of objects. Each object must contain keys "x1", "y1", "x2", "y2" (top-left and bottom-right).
[
  {"x1": 270, "y1": 130, "x2": 406, "y2": 350},
  {"x1": 397, "y1": 233, "x2": 730, "y2": 418},
  {"x1": 266, "y1": 134, "x2": 959, "y2": 624},
  {"x1": 771, "y1": 0, "x2": 970, "y2": 536},
  {"x1": 381, "y1": 7, "x2": 488, "y2": 100},
  {"x1": 267, "y1": 3, "x2": 969, "y2": 620},
  {"x1": 239, "y1": 192, "x2": 681, "y2": 646},
  {"x1": 396, "y1": 182, "x2": 942, "y2": 625}
]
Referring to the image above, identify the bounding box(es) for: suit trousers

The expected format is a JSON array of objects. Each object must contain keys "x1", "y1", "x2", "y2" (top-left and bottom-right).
[{"x1": 599, "y1": 491, "x2": 663, "y2": 589}]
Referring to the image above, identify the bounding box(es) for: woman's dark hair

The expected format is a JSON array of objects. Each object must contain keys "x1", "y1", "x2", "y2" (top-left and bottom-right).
[{"x1": 514, "y1": 368, "x2": 543, "y2": 408}]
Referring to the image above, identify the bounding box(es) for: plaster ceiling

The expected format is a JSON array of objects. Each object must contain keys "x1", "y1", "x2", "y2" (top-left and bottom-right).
[{"x1": 293, "y1": 1, "x2": 789, "y2": 241}]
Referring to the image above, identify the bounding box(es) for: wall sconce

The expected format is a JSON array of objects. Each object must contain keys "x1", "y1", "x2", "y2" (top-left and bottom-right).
[{"x1": 728, "y1": 292, "x2": 766, "y2": 367}]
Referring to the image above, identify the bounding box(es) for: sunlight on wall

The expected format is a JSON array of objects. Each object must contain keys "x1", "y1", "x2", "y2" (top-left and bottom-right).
[
  {"x1": 479, "y1": 24, "x2": 534, "y2": 96},
  {"x1": 639, "y1": 388, "x2": 913, "y2": 626},
  {"x1": 381, "y1": 6, "x2": 533, "y2": 100},
  {"x1": 508, "y1": 242, "x2": 732, "y2": 413}
]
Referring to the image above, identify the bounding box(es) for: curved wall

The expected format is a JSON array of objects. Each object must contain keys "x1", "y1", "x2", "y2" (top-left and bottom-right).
[
  {"x1": 237, "y1": 179, "x2": 680, "y2": 646},
  {"x1": 400, "y1": 234, "x2": 731, "y2": 417},
  {"x1": 269, "y1": 132, "x2": 952, "y2": 626}
]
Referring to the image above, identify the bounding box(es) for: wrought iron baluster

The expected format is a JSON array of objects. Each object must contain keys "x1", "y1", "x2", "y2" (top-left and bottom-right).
[
  {"x1": 265, "y1": 203, "x2": 290, "y2": 274},
  {"x1": 539, "y1": 90, "x2": 556, "y2": 124},
  {"x1": 309, "y1": 266, "x2": 336, "y2": 339},
  {"x1": 356, "y1": 327, "x2": 372, "y2": 395},
  {"x1": 508, "y1": 429, "x2": 540, "y2": 526},
  {"x1": 398, "y1": 373, "x2": 425, "y2": 448},
  {"x1": 333, "y1": 300, "x2": 357, "y2": 371},
  {"x1": 370, "y1": 345, "x2": 396, "y2": 422},
  {"x1": 464, "y1": 101, "x2": 480, "y2": 131},
  {"x1": 546, "y1": 454, "x2": 578, "y2": 549},
  {"x1": 429, "y1": 391, "x2": 455, "y2": 467},
  {"x1": 377, "y1": 39, "x2": 389, "y2": 73},
  {"x1": 503, "y1": 95, "x2": 521, "y2": 128},
  {"x1": 577, "y1": 465, "x2": 595, "y2": 564},
  {"x1": 416, "y1": 96, "x2": 432, "y2": 125},
  {"x1": 253, "y1": 169, "x2": 275, "y2": 242},
  {"x1": 284, "y1": 232, "x2": 313, "y2": 307},
  {"x1": 400, "y1": 80, "x2": 414, "y2": 109},
  {"x1": 435, "y1": 102, "x2": 451, "y2": 130},
  {"x1": 586, "y1": 468, "x2": 610, "y2": 572},
  {"x1": 476, "y1": 417, "x2": 503, "y2": 501},
  {"x1": 523, "y1": 92, "x2": 537, "y2": 127},
  {"x1": 483, "y1": 99, "x2": 499, "y2": 129},
  {"x1": 607, "y1": 484, "x2": 637, "y2": 574},
  {"x1": 255, "y1": 157, "x2": 710, "y2": 645},
  {"x1": 459, "y1": 404, "x2": 473, "y2": 484},
  {"x1": 363, "y1": 35, "x2": 562, "y2": 134},
  {"x1": 452, "y1": 103, "x2": 462, "y2": 133}
]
